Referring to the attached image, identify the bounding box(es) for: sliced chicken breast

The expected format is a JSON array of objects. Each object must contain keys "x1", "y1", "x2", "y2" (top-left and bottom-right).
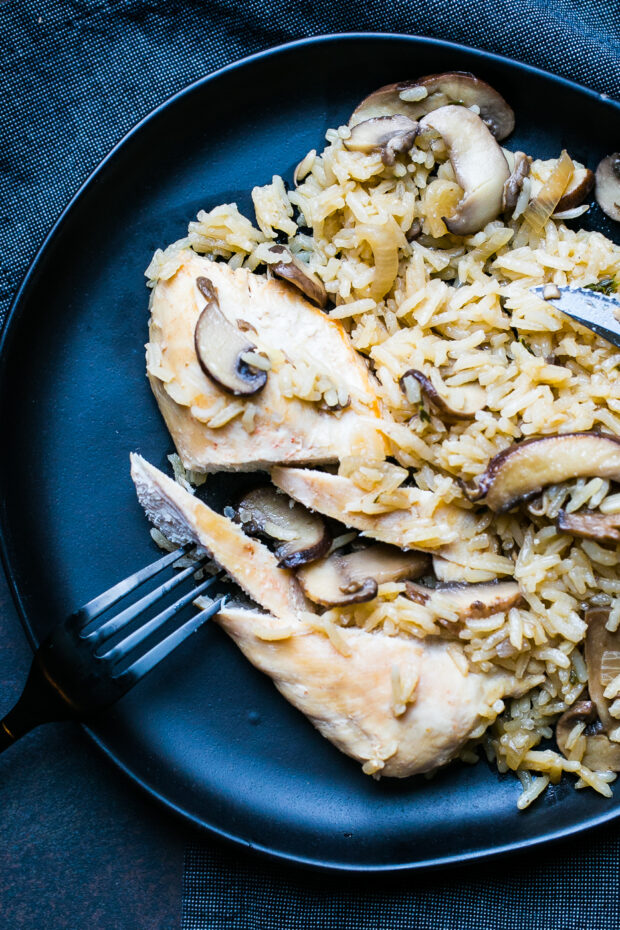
[
  {"x1": 132, "y1": 455, "x2": 535, "y2": 778},
  {"x1": 147, "y1": 250, "x2": 387, "y2": 472},
  {"x1": 130, "y1": 454, "x2": 307, "y2": 619},
  {"x1": 271, "y1": 466, "x2": 477, "y2": 550},
  {"x1": 215, "y1": 605, "x2": 534, "y2": 777}
]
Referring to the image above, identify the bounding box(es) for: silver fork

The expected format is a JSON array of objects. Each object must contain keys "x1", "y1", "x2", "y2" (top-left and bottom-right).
[{"x1": 0, "y1": 546, "x2": 225, "y2": 752}]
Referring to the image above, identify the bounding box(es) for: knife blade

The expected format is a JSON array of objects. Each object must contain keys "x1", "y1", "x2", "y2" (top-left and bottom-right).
[{"x1": 531, "y1": 285, "x2": 620, "y2": 349}]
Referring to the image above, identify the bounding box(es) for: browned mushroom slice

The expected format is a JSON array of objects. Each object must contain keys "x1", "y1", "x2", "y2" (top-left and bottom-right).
[
  {"x1": 554, "y1": 700, "x2": 620, "y2": 770},
  {"x1": 268, "y1": 246, "x2": 328, "y2": 309},
  {"x1": 194, "y1": 276, "x2": 268, "y2": 396},
  {"x1": 404, "y1": 579, "x2": 522, "y2": 618},
  {"x1": 418, "y1": 107, "x2": 510, "y2": 235},
  {"x1": 556, "y1": 700, "x2": 596, "y2": 759},
  {"x1": 581, "y1": 733, "x2": 620, "y2": 771},
  {"x1": 558, "y1": 698, "x2": 597, "y2": 736},
  {"x1": 400, "y1": 369, "x2": 484, "y2": 422},
  {"x1": 502, "y1": 151, "x2": 531, "y2": 212},
  {"x1": 344, "y1": 115, "x2": 419, "y2": 166},
  {"x1": 465, "y1": 433, "x2": 620, "y2": 513},
  {"x1": 557, "y1": 510, "x2": 620, "y2": 543},
  {"x1": 235, "y1": 486, "x2": 331, "y2": 569},
  {"x1": 349, "y1": 72, "x2": 515, "y2": 141},
  {"x1": 585, "y1": 608, "x2": 620, "y2": 733},
  {"x1": 595, "y1": 153, "x2": 620, "y2": 222},
  {"x1": 297, "y1": 543, "x2": 430, "y2": 607},
  {"x1": 555, "y1": 165, "x2": 595, "y2": 212}
]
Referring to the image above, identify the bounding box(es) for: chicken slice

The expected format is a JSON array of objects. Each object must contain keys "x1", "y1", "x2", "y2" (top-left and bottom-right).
[
  {"x1": 214, "y1": 605, "x2": 535, "y2": 777},
  {"x1": 130, "y1": 454, "x2": 307, "y2": 620},
  {"x1": 271, "y1": 466, "x2": 477, "y2": 550},
  {"x1": 132, "y1": 456, "x2": 536, "y2": 778},
  {"x1": 147, "y1": 250, "x2": 387, "y2": 472}
]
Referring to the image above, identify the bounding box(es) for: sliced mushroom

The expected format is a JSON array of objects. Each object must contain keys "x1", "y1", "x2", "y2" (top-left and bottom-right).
[
  {"x1": 404, "y1": 579, "x2": 522, "y2": 618},
  {"x1": 556, "y1": 701, "x2": 597, "y2": 756},
  {"x1": 581, "y1": 733, "x2": 620, "y2": 771},
  {"x1": 344, "y1": 114, "x2": 419, "y2": 166},
  {"x1": 464, "y1": 432, "x2": 620, "y2": 513},
  {"x1": 349, "y1": 72, "x2": 515, "y2": 140},
  {"x1": 297, "y1": 544, "x2": 430, "y2": 607},
  {"x1": 406, "y1": 218, "x2": 422, "y2": 242},
  {"x1": 554, "y1": 700, "x2": 620, "y2": 771},
  {"x1": 557, "y1": 510, "x2": 620, "y2": 543},
  {"x1": 268, "y1": 246, "x2": 328, "y2": 309},
  {"x1": 555, "y1": 165, "x2": 594, "y2": 212},
  {"x1": 595, "y1": 153, "x2": 620, "y2": 222},
  {"x1": 502, "y1": 151, "x2": 531, "y2": 212},
  {"x1": 194, "y1": 277, "x2": 267, "y2": 396},
  {"x1": 400, "y1": 369, "x2": 484, "y2": 422},
  {"x1": 585, "y1": 608, "x2": 620, "y2": 733},
  {"x1": 235, "y1": 486, "x2": 330, "y2": 569},
  {"x1": 418, "y1": 107, "x2": 510, "y2": 235}
]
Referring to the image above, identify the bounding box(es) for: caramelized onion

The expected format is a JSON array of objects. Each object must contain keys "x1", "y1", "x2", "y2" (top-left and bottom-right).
[
  {"x1": 522, "y1": 150, "x2": 574, "y2": 233},
  {"x1": 356, "y1": 220, "x2": 402, "y2": 300}
]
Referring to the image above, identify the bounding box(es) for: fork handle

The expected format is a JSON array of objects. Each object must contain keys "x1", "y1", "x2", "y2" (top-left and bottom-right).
[{"x1": 0, "y1": 653, "x2": 73, "y2": 753}]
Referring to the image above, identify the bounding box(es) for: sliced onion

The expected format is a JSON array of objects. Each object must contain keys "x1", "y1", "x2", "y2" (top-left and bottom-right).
[
  {"x1": 522, "y1": 150, "x2": 574, "y2": 233},
  {"x1": 356, "y1": 219, "x2": 403, "y2": 300}
]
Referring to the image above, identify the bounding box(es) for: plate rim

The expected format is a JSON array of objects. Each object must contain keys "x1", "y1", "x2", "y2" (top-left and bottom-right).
[{"x1": 1, "y1": 31, "x2": 620, "y2": 873}]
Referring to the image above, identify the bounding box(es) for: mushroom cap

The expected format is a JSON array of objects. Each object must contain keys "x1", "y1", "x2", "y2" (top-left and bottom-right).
[
  {"x1": 400, "y1": 369, "x2": 485, "y2": 422},
  {"x1": 296, "y1": 543, "x2": 430, "y2": 607},
  {"x1": 235, "y1": 486, "x2": 331, "y2": 568},
  {"x1": 268, "y1": 245, "x2": 328, "y2": 309},
  {"x1": 419, "y1": 106, "x2": 510, "y2": 236},
  {"x1": 344, "y1": 115, "x2": 419, "y2": 166},
  {"x1": 595, "y1": 153, "x2": 620, "y2": 222},
  {"x1": 349, "y1": 72, "x2": 515, "y2": 141},
  {"x1": 466, "y1": 432, "x2": 620, "y2": 513},
  {"x1": 194, "y1": 277, "x2": 268, "y2": 396}
]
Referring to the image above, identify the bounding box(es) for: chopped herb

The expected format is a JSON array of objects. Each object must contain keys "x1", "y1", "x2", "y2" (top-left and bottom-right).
[
  {"x1": 585, "y1": 277, "x2": 618, "y2": 296},
  {"x1": 419, "y1": 405, "x2": 431, "y2": 423},
  {"x1": 569, "y1": 668, "x2": 578, "y2": 685}
]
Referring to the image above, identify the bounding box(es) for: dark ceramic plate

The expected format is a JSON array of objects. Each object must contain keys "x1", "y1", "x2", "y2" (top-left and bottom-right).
[{"x1": 1, "y1": 34, "x2": 619, "y2": 872}]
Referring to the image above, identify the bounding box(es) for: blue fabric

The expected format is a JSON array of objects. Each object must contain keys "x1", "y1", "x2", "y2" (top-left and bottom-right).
[{"x1": 0, "y1": 2, "x2": 619, "y2": 928}]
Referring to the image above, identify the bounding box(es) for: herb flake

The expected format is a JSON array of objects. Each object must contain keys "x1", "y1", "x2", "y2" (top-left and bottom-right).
[{"x1": 585, "y1": 277, "x2": 618, "y2": 296}]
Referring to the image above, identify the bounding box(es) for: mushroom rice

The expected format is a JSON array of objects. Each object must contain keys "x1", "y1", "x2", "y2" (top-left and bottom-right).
[{"x1": 145, "y1": 75, "x2": 620, "y2": 809}]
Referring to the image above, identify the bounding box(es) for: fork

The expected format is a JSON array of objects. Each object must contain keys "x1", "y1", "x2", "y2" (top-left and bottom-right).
[{"x1": 0, "y1": 546, "x2": 225, "y2": 752}]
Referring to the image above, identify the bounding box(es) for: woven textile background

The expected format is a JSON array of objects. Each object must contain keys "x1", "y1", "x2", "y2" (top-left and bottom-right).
[
  {"x1": 1, "y1": 2, "x2": 619, "y2": 928},
  {"x1": 1, "y1": 0, "x2": 619, "y2": 329}
]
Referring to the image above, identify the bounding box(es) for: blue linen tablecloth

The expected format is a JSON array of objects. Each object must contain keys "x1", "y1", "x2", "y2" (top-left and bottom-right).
[{"x1": 1, "y1": 2, "x2": 619, "y2": 928}]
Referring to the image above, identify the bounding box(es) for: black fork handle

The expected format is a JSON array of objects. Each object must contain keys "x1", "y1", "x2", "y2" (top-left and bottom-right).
[{"x1": 0, "y1": 653, "x2": 73, "y2": 753}]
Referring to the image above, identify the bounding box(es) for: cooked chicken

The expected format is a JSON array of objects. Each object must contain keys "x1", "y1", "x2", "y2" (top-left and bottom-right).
[
  {"x1": 271, "y1": 466, "x2": 477, "y2": 550},
  {"x1": 131, "y1": 454, "x2": 307, "y2": 620},
  {"x1": 147, "y1": 250, "x2": 386, "y2": 472},
  {"x1": 214, "y1": 604, "x2": 533, "y2": 777},
  {"x1": 131, "y1": 454, "x2": 535, "y2": 777}
]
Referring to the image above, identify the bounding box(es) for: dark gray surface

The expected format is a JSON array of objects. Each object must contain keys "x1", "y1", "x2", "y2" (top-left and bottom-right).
[{"x1": 0, "y1": 571, "x2": 188, "y2": 929}]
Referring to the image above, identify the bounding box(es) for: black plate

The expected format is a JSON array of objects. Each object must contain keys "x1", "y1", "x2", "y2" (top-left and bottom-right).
[{"x1": 1, "y1": 34, "x2": 619, "y2": 872}]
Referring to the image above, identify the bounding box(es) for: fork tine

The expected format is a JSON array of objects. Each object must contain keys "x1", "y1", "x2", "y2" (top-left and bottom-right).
[
  {"x1": 82, "y1": 557, "x2": 212, "y2": 643},
  {"x1": 98, "y1": 572, "x2": 223, "y2": 662},
  {"x1": 71, "y1": 544, "x2": 191, "y2": 626},
  {"x1": 113, "y1": 595, "x2": 227, "y2": 686}
]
